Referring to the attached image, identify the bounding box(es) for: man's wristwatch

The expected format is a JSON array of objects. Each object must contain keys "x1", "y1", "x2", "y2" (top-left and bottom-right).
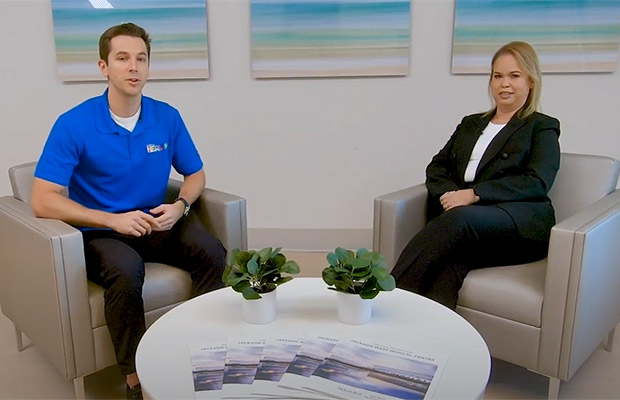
[{"x1": 174, "y1": 197, "x2": 190, "y2": 217}]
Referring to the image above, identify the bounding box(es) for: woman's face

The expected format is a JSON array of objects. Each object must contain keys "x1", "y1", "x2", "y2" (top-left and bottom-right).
[{"x1": 490, "y1": 53, "x2": 532, "y2": 114}]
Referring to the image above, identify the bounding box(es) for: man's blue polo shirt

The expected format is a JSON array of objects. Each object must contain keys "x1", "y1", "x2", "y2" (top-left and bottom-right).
[{"x1": 35, "y1": 90, "x2": 203, "y2": 215}]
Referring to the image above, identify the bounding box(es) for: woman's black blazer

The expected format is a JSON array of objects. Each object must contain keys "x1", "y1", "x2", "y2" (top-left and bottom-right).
[{"x1": 425, "y1": 111, "x2": 561, "y2": 241}]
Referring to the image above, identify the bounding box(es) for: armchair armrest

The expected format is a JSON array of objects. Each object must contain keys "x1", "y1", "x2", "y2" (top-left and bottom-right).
[
  {"x1": 0, "y1": 196, "x2": 94, "y2": 379},
  {"x1": 539, "y1": 189, "x2": 620, "y2": 380},
  {"x1": 372, "y1": 184, "x2": 428, "y2": 271},
  {"x1": 166, "y1": 179, "x2": 248, "y2": 252}
]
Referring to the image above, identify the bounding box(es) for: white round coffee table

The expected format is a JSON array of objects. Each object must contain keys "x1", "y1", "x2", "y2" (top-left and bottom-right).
[{"x1": 136, "y1": 277, "x2": 490, "y2": 399}]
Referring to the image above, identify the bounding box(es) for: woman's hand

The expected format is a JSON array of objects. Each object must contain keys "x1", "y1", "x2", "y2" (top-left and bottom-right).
[{"x1": 440, "y1": 189, "x2": 479, "y2": 211}]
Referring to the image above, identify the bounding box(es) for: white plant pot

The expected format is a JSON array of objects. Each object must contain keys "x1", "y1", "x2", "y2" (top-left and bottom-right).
[
  {"x1": 336, "y1": 291, "x2": 373, "y2": 325},
  {"x1": 242, "y1": 289, "x2": 276, "y2": 324}
]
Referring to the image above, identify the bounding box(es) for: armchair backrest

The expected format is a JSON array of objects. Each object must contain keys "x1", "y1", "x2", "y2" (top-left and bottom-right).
[
  {"x1": 8, "y1": 162, "x2": 37, "y2": 203},
  {"x1": 548, "y1": 153, "x2": 620, "y2": 222}
]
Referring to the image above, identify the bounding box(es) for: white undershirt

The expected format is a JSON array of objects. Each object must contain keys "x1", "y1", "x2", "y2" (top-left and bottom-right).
[
  {"x1": 464, "y1": 122, "x2": 506, "y2": 182},
  {"x1": 110, "y1": 106, "x2": 141, "y2": 132}
]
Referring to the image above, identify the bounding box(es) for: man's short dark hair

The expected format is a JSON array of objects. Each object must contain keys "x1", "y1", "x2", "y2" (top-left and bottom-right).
[{"x1": 99, "y1": 22, "x2": 151, "y2": 63}]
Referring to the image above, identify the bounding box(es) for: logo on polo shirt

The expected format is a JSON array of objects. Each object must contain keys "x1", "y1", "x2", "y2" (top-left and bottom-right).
[{"x1": 146, "y1": 143, "x2": 168, "y2": 153}]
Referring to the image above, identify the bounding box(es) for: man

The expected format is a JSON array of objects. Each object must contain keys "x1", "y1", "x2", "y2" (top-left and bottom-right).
[{"x1": 31, "y1": 23, "x2": 226, "y2": 400}]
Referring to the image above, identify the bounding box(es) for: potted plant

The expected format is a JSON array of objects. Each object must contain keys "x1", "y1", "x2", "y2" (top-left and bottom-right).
[
  {"x1": 322, "y1": 247, "x2": 395, "y2": 324},
  {"x1": 222, "y1": 247, "x2": 300, "y2": 324}
]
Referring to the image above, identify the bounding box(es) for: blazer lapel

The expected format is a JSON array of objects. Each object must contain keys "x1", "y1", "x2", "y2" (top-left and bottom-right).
[
  {"x1": 476, "y1": 114, "x2": 528, "y2": 176},
  {"x1": 454, "y1": 114, "x2": 492, "y2": 184}
]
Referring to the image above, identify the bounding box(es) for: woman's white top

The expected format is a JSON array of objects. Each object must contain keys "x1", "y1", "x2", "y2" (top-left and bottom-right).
[
  {"x1": 110, "y1": 106, "x2": 141, "y2": 132},
  {"x1": 464, "y1": 122, "x2": 506, "y2": 183}
]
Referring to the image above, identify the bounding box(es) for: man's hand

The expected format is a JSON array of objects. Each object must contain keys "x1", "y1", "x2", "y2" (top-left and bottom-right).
[
  {"x1": 149, "y1": 202, "x2": 185, "y2": 231},
  {"x1": 440, "y1": 189, "x2": 479, "y2": 212},
  {"x1": 107, "y1": 211, "x2": 160, "y2": 236}
]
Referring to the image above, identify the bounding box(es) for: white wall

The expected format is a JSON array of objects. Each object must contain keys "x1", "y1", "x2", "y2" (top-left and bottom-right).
[{"x1": 1, "y1": 0, "x2": 619, "y2": 250}]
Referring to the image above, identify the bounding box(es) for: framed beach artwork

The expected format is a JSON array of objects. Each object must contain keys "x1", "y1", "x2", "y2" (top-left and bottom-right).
[
  {"x1": 51, "y1": 0, "x2": 209, "y2": 81},
  {"x1": 452, "y1": 0, "x2": 620, "y2": 74},
  {"x1": 251, "y1": 0, "x2": 411, "y2": 78}
]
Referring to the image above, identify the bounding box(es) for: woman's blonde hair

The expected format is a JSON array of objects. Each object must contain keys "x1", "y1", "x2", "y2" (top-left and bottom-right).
[{"x1": 485, "y1": 41, "x2": 542, "y2": 119}]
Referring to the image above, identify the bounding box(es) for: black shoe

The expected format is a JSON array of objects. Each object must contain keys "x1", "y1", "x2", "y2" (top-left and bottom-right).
[{"x1": 126, "y1": 383, "x2": 143, "y2": 400}]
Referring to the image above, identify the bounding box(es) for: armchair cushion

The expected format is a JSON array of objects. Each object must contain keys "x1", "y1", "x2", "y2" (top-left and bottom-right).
[{"x1": 459, "y1": 260, "x2": 546, "y2": 327}]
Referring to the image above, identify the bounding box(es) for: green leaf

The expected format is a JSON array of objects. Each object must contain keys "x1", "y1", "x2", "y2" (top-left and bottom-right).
[
  {"x1": 261, "y1": 265, "x2": 279, "y2": 278},
  {"x1": 360, "y1": 286, "x2": 380, "y2": 299},
  {"x1": 335, "y1": 247, "x2": 353, "y2": 264},
  {"x1": 235, "y1": 250, "x2": 255, "y2": 273},
  {"x1": 326, "y1": 252, "x2": 339, "y2": 267},
  {"x1": 336, "y1": 274, "x2": 355, "y2": 293},
  {"x1": 350, "y1": 258, "x2": 370, "y2": 269},
  {"x1": 371, "y1": 266, "x2": 391, "y2": 281},
  {"x1": 281, "y1": 260, "x2": 300, "y2": 274},
  {"x1": 257, "y1": 247, "x2": 272, "y2": 263},
  {"x1": 269, "y1": 253, "x2": 286, "y2": 268},
  {"x1": 377, "y1": 275, "x2": 396, "y2": 291},
  {"x1": 247, "y1": 254, "x2": 259, "y2": 275},
  {"x1": 225, "y1": 272, "x2": 248, "y2": 287},
  {"x1": 275, "y1": 276, "x2": 293, "y2": 286},
  {"x1": 356, "y1": 248, "x2": 369, "y2": 257},
  {"x1": 232, "y1": 280, "x2": 250, "y2": 293},
  {"x1": 227, "y1": 248, "x2": 241, "y2": 266},
  {"x1": 270, "y1": 247, "x2": 282, "y2": 258},
  {"x1": 370, "y1": 256, "x2": 387, "y2": 270},
  {"x1": 242, "y1": 286, "x2": 262, "y2": 300},
  {"x1": 332, "y1": 264, "x2": 350, "y2": 273},
  {"x1": 221, "y1": 265, "x2": 232, "y2": 284},
  {"x1": 351, "y1": 268, "x2": 371, "y2": 279},
  {"x1": 322, "y1": 267, "x2": 339, "y2": 285},
  {"x1": 335, "y1": 280, "x2": 354, "y2": 293}
]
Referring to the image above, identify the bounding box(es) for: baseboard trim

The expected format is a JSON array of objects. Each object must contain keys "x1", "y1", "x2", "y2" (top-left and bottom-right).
[{"x1": 248, "y1": 228, "x2": 372, "y2": 251}]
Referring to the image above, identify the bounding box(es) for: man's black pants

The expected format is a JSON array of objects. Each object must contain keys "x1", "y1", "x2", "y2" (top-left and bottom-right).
[{"x1": 82, "y1": 212, "x2": 226, "y2": 375}]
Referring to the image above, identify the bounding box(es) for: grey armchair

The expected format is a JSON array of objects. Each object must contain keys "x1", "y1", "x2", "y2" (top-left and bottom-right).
[
  {"x1": 0, "y1": 162, "x2": 247, "y2": 399},
  {"x1": 373, "y1": 153, "x2": 620, "y2": 399}
]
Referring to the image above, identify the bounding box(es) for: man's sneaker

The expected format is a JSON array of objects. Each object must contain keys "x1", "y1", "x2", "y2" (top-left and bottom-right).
[{"x1": 126, "y1": 383, "x2": 143, "y2": 400}]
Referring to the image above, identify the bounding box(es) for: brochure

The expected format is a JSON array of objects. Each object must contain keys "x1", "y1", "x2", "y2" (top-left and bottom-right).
[
  {"x1": 194, "y1": 338, "x2": 290, "y2": 400},
  {"x1": 222, "y1": 338, "x2": 265, "y2": 385},
  {"x1": 310, "y1": 339, "x2": 445, "y2": 400},
  {"x1": 285, "y1": 335, "x2": 340, "y2": 377},
  {"x1": 188, "y1": 336, "x2": 446, "y2": 400},
  {"x1": 255, "y1": 337, "x2": 305, "y2": 382},
  {"x1": 188, "y1": 342, "x2": 227, "y2": 392}
]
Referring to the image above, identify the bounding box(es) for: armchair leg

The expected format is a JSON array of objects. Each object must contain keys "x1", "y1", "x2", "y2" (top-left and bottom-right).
[
  {"x1": 548, "y1": 377, "x2": 560, "y2": 400},
  {"x1": 73, "y1": 376, "x2": 85, "y2": 399},
  {"x1": 14, "y1": 326, "x2": 23, "y2": 351}
]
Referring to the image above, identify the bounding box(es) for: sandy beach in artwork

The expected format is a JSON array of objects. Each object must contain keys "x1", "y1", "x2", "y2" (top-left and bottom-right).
[
  {"x1": 250, "y1": 0, "x2": 411, "y2": 79},
  {"x1": 56, "y1": 50, "x2": 209, "y2": 81}
]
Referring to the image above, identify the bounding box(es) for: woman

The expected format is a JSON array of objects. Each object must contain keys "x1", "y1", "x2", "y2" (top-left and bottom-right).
[{"x1": 391, "y1": 41, "x2": 560, "y2": 310}]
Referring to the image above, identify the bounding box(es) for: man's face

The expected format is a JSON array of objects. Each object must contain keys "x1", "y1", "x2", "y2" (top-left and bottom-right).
[{"x1": 98, "y1": 35, "x2": 149, "y2": 98}]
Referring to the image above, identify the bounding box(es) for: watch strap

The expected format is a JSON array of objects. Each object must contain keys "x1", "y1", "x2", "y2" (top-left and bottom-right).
[{"x1": 174, "y1": 197, "x2": 190, "y2": 217}]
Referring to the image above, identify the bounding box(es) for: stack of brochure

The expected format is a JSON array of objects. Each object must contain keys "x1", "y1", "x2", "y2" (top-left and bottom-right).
[{"x1": 188, "y1": 336, "x2": 446, "y2": 400}]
